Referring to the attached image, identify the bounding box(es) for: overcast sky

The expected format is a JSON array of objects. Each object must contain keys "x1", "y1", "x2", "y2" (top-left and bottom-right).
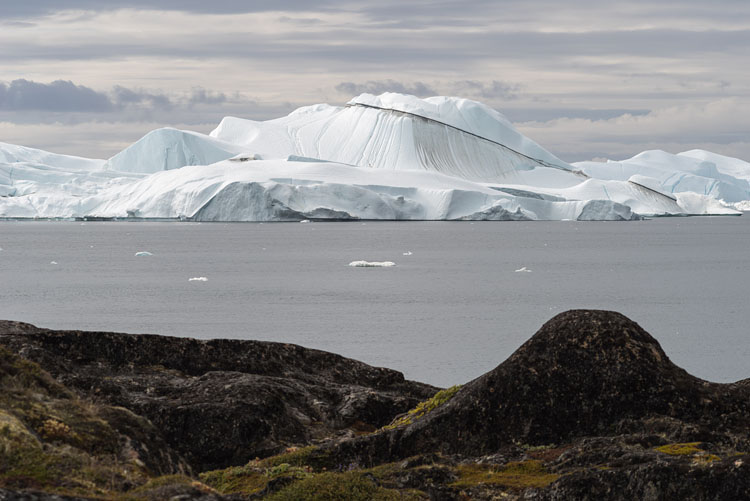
[{"x1": 1, "y1": 1, "x2": 748, "y2": 162}]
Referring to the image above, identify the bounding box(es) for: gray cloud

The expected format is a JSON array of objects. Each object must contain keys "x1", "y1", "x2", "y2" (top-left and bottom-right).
[
  {"x1": 1, "y1": 1, "x2": 749, "y2": 162},
  {"x1": 452, "y1": 81, "x2": 521, "y2": 100},
  {"x1": 503, "y1": 108, "x2": 650, "y2": 123},
  {"x1": 0, "y1": 1, "x2": 332, "y2": 18},
  {"x1": 0, "y1": 79, "x2": 113, "y2": 112},
  {"x1": 188, "y1": 89, "x2": 228, "y2": 106},
  {"x1": 0, "y1": 80, "x2": 251, "y2": 119},
  {"x1": 335, "y1": 80, "x2": 436, "y2": 97},
  {"x1": 112, "y1": 86, "x2": 173, "y2": 110}
]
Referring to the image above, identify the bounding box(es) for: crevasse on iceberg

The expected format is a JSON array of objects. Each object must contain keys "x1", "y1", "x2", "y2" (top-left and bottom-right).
[{"x1": 1, "y1": 93, "x2": 747, "y2": 220}]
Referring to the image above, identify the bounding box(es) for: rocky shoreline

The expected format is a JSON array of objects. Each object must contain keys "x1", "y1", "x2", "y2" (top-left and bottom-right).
[{"x1": 1, "y1": 310, "x2": 748, "y2": 500}]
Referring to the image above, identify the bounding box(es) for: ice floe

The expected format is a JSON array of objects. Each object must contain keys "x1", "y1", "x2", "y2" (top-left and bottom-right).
[{"x1": 349, "y1": 261, "x2": 396, "y2": 267}]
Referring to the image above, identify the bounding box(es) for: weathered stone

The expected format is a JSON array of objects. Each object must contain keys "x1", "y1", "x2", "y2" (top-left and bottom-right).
[
  {"x1": 0, "y1": 321, "x2": 436, "y2": 471},
  {"x1": 327, "y1": 310, "x2": 750, "y2": 466}
]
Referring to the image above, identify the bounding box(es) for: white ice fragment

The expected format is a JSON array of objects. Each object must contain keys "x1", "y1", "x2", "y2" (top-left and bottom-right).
[
  {"x1": 50, "y1": 261, "x2": 58, "y2": 265},
  {"x1": 189, "y1": 276, "x2": 208, "y2": 281},
  {"x1": 135, "y1": 251, "x2": 153, "y2": 257},
  {"x1": 403, "y1": 251, "x2": 413, "y2": 256},
  {"x1": 300, "y1": 219, "x2": 310, "y2": 223},
  {"x1": 349, "y1": 261, "x2": 396, "y2": 267},
  {"x1": 515, "y1": 266, "x2": 532, "y2": 273}
]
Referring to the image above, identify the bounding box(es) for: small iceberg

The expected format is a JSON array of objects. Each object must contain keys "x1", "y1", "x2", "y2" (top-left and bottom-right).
[
  {"x1": 300, "y1": 219, "x2": 311, "y2": 223},
  {"x1": 349, "y1": 261, "x2": 396, "y2": 267},
  {"x1": 135, "y1": 251, "x2": 153, "y2": 257},
  {"x1": 50, "y1": 261, "x2": 58, "y2": 265},
  {"x1": 189, "y1": 276, "x2": 208, "y2": 282},
  {"x1": 515, "y1": 266, "x2": 532, "y2": 273},
  {"x1": 403, "y1": 251, "x2": 413, "y2": 256}
]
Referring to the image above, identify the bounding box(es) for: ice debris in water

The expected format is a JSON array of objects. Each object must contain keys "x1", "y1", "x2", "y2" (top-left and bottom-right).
[
  {"x1": 403, "y1": 251, "x2": 413, "y2": 256},
  {"x1": 50, "y1": 261, "x2": 58, "y2": 265},
  {"x1": 135, "y1": 251, "x2": 153, "y2": 257},
  {"x1": 189, "y1": 276, "x2": 208, "y2": 281},
  {"x1": 515, "y1": 266, "x2": 532, "y2": 273},
  {"x1": 349, "y1": 261, "x2": 396, "y2": 267},
  {"x1": 300, "y1": 219, "x2": 310, "y2": 223}
]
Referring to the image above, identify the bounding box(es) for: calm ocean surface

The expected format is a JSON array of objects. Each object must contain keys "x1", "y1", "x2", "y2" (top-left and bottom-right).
[{"x1": 1, "y1": 218, "x2": 748, "y2": 388}]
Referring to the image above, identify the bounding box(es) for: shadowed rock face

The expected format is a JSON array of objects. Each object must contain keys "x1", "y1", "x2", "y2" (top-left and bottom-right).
[
  {"x1": 0, "y1": 321, "x2": 436, "y2": 471},
  {"x1": 331, "y1": 310, "x2": 750, "y2": 465},
  {"x1": 1, "y1": 311, "x2": 749, "y2": 500}
]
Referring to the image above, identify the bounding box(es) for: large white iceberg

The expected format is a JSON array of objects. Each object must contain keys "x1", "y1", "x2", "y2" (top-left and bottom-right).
[{"x1": 1, "y1": 93, "x2": 747, "y2": 221}]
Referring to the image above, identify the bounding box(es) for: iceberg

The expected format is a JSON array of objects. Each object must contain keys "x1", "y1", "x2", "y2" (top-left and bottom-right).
[{"x1": 1, "y1": 93, "x2": 747, "y2": 221}]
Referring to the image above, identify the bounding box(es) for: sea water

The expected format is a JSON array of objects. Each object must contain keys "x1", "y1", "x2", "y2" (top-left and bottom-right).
[{"x1": 1, "y1": 218, "x2": 748, "y2": 388}]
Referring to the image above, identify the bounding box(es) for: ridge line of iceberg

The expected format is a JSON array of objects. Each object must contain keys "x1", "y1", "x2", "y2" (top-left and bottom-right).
[{"x1": 346, "y1": 101, "x2": 581, "y2": 176}]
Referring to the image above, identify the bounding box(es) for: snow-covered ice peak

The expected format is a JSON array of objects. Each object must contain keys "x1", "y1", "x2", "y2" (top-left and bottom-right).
[{"x1": 104, "y1": 128, "x2": 243, "y2": 174}]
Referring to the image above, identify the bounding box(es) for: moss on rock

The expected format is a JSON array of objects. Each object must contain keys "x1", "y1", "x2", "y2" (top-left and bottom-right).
[{"x1": 382, "y1": 385, "x2": 461, "y2": 430}]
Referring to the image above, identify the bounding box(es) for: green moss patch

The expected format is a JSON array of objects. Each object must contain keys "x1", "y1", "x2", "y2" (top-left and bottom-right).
[
  {"x1": 452, "y1": 460, "x2": 560, "y2": 490},
  {"x1": 655, "y1": 442, "x2": 703, "y2": 456},
  {"x1": 0, "y1": 345, "x2": 149, "y2": 497},
  {"x1": 266, "y1": 471, "x2": 423, "y2": 500},
  {"x1": 382, "y1": 385, "x2": 461, "y2": 430}
]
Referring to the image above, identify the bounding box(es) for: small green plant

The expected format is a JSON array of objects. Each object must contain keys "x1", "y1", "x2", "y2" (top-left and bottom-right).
[{"x1": 38, "y1": 419, "x2": 74, "y2": 441}]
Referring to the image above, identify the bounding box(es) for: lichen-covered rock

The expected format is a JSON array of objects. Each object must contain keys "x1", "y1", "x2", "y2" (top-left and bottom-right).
[
  {"x1": 0, "y1": 321, "x2": 436, "y2": 471},
  {"x1": 329, "y1": 310, "x2": 750, "y2": 465}
]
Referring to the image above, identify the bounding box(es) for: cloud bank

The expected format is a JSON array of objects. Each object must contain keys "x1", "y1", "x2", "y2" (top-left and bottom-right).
[{"x1": 0, "y1": 1, "x2": 748, "y2": 162}]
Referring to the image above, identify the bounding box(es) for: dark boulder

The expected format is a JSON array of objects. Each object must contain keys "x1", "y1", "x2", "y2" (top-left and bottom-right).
[{"x1": 330, "y1": 309, "x2": 750, "y2": 465}]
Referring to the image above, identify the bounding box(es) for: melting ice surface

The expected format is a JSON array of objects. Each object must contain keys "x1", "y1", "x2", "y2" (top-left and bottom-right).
[{"x1": 1, "y1": 93, "x2": 748, "y2": 220}]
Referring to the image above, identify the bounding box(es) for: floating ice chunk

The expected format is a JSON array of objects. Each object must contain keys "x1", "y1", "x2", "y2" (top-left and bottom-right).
[
  {"x1": 135, "y1": 251, "x2": 153, "y2": 257},
  {"x1": 403, "y1": 251, "x2": 413, "y2": 256},
  {"x1": 515, "y1": 266, "x2": 532, "y2": 273},
  {"x1": 50, "y1": 261, "x2": 58, "y2": 265},
  {"x1": 349, "y1": 261, "x2": 396, "y2": 267},
  {"x1": 300, "y1": 219, "x2": 310, "y2": 223},
  {"x1": 189, "y1": 276, "x2": 208, "y2": 281}
]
